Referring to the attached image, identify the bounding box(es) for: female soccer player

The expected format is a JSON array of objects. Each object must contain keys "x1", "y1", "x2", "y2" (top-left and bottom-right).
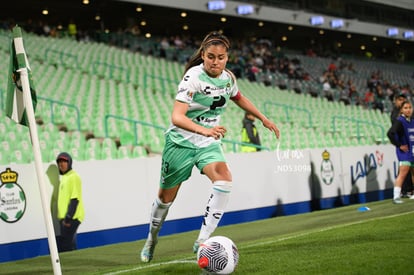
[
  {"x1": 140, "y1": 31, "x2": 280, "y2": 262},
  {"x1": 387, "y1": 100, "x2": 414, "y2": 203}
]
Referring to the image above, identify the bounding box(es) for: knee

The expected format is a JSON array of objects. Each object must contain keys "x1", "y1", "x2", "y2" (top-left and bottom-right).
[
  {"x1": 158, "y1": 187, "x2": 179, "y2": 204},
  {"x1": 214, "y1": 165, "x2": 232, "y2": 181},
  {"x1": 213, "y1": 180, "x2": 233, "y2": 193}
]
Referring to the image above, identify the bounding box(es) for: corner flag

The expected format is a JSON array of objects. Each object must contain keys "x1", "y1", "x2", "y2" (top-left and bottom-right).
[
  {"x1": 6, "y1": 26, "x2": 37, "y2": 126},
  {"x1": 5, "y1": 26, "x2": 62, "y2": 275}
]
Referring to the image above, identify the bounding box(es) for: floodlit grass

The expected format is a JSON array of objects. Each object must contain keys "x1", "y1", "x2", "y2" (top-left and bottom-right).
[{"x1": 1, "y1": 199, "x2": 413, "y2": 274}]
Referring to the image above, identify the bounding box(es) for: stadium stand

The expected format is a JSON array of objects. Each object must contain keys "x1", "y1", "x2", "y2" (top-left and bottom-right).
[{"x1": 0, "y1": 28, "x2": 412, "y2": 163}]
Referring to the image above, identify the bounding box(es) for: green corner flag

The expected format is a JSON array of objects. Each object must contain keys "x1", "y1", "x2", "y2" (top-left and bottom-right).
[
  {"x1": 4, "y1": 26, "x2": 61, "y2": 275},
  {"x1": 6, "y1": 26, "x2": 37, "y2": 126}
]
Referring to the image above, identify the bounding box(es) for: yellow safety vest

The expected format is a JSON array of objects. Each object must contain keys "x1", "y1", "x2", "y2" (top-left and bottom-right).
[{"x1": 241, "y1": 127, "x2": 259, "y2": 152}]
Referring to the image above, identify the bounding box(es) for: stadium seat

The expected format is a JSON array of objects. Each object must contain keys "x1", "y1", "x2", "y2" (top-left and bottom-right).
[
  {"x1": 69, "y1": 147, "x2": 84, "y2": 161},
  {"x1": 1, "y1": 141, "x2": 12, "y2": 153},
  {"x1": 0, "y1": 150, "x2": 8, "y2": 165},
  {"x1": 131, "y1": 145, "x2": 148, "y2": 158},
  {"x1": 100, "y1": 146, "x2": 116, "y2": 160},
  {"x1": 9, "y1": 150, "x2": 26, "y2": 164},
  {"x1": 117, "y1": 145, "x2": 132, "y2": 159}
]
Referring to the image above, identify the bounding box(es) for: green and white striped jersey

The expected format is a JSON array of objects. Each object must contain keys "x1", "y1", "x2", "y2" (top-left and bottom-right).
[{"x1": 167, "y1": 64, "x2": 239, "y2": 148}]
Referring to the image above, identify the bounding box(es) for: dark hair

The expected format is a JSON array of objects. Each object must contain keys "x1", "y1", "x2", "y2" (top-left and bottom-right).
[
  {"x1": 395, "y1": 92, "x2": 407, "y2": 100},
  {"x1": 399, "y1": 100, "x2": 411, "y2": 112},
  {"x1": 184, "y1": 31, "x2": 231, "y2": 75}
]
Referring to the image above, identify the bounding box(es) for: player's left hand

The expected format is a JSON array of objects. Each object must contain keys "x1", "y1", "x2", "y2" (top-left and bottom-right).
[{"x1": 262, "y1": 118, "x2": 280, "y2": 139}]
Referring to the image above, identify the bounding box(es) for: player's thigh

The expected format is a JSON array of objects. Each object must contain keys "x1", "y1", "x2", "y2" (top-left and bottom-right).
[
  {"x1": 160, "y1": 139, "x2": 196, "y2": 189},
  {"x1": 197, "y1": 143, "x2": 231, "y2": 181}
]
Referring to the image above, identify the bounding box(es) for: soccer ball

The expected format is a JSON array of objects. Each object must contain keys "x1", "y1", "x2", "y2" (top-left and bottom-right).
[{"x1": 197, "y1": 236, "x2": 239, "y2": 274}]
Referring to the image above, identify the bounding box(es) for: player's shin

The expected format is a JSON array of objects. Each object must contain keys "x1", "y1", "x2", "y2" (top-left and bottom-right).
[
  {"x1": 198, "y1": 180, "x2": 232, "y2": 241},
  {"x1": 148, "y1": 197, "x2": 171, "y2": 242}
]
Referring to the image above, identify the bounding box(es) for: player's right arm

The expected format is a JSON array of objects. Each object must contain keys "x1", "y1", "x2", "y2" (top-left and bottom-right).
[{"x1": 171, "y1": 100, "x2": 226, "y2": 139}]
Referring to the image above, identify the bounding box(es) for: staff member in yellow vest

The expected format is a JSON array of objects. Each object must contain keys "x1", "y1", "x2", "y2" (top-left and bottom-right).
[
  {"x1": 241, "y1": 112, "x2": 262, "y2": 152},
  {"x1": 56, "y1": 152, "x2": 85, "y2": 252}
]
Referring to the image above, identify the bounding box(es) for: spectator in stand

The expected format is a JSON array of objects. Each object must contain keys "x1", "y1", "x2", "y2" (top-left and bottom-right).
[
  {"x1": 172, "y1": 35, "x2": 185, "y2": 52},
  {"x1": 367, "y1": 71, "x2": 381, "y2": 92},
  {"x1": 319, "y1": 70, "x2": 329, "y2": 84},
  {"x1": 363, "y1": 88, "x2": 375, "y2": 108},
  {"x1": 323, "y1": 79, "x2": 334, "y2": 101},
  {"x1": 339, "y1": 89, "x2": 350, "y2": 105},
  {"x1": 328, "y1": 60, "x2": 337, "y2": 73},
  {"x1": 67, "y1": 19, "x2": 77, "y2": 40},
  {"x1": 159, "y1": 37, "x2": 170, "y2": 58},
  {"x1": 348, "y1": 84, "x2": 361, "y2": 105},
  {"x1": 245, "y1": 63, "x2": 260, "y2": 82},
  {"x1": 373, "y1": 85, "x2": 385, "y2": 112}
]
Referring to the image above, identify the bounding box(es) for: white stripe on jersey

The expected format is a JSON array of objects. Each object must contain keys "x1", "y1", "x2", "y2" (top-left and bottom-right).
[{"x1": 167, "y1": 64, "x2": 239, "y2": 148}]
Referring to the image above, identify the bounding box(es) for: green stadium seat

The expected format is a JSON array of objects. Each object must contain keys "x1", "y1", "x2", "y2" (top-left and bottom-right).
[
  {"x1": 48, "y1": 148, "x2": 62, "y2": 163},
  {"x1": 131, "y1": 145, "x2": 147, "y2": 158},
  {"x1": 100, "y1": 146, "x2": 116, "y2": 160},
  {"x1": 69, "y1": 147, "x2": 84, "y2": 161},
  {"x1": 117, "y1": 145, "x2": 131, "y2": 159},
  {"x1": 0, "y1": 150, "x2": 8, "y2": 165},
  {"x1": 1, "y1": 141, "x2": 12, "y2": 153},
  {"x1": 0, "y1": 122, "x2": 7, "y2": 136},
  {"x1": 9, "y1": 150, "x2": 26, "y2": 164}
]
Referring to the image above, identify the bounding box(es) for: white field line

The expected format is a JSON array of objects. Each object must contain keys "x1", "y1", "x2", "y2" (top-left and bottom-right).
[
  {"x1": 103, "y1": 210, "x2": 414, "y2": 275},
  {"x1": 243, "y1": 210, "x2": 414, "y2": 248},
  {"x1": 103, "y1": 259, "x2": 196, "y2": 275}
]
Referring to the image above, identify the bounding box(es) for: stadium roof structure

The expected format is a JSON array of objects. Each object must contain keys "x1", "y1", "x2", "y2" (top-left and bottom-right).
[{"x1": 2, "y1": 0, "x2": 414, "y2": 61}]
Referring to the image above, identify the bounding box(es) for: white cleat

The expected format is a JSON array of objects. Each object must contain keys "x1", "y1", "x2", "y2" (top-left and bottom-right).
[
  {"x1": 140, "y1": 239, "x2": 157, "y2": 263},
  {"x1": 393, "y1": 198, "x2": 404, "y2": 204},
  {"x1": 193, "y1": 238, "x2": 206, "y2": 254}
]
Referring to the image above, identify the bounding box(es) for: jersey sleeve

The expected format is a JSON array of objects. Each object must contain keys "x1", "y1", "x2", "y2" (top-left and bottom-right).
[
  {"x1": 231, "y1": 90, "x2": 242, "y2": 100},
  {"x1": 387, "y1": 119, "x2": 403, "y2": 147},
  {"x1": 176, "y1": 70, "x2": 199, "y2": 104}
]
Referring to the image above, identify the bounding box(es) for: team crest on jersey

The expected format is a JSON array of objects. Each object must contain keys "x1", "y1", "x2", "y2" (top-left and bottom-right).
[
  {"x1": 0, "y1": 168, "x2": 27, "y2": 223},
  {"x1": 226, "y1": 82, "x2": 231, "y2": 91},
  {"x1": 321, "y1": 150, "x2": 334, "y2": 185}
]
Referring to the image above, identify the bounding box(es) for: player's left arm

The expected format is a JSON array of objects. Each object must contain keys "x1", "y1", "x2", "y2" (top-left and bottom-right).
[{"x1": 232, "y1": 92, "x2": 280, "y2": 139}]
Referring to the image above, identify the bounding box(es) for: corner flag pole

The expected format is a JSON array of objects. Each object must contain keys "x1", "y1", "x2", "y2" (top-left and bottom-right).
[
  {"x1": 21, "y1": 68, "x2": 62, "y2": 275},
  {"x1": 11, "y1": 26, "x2": 62, "y2": 275}
]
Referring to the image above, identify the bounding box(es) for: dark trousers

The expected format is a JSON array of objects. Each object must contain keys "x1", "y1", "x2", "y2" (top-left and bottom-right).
[
  {"x1": 402, "y1": 171, "x2": 413, "y2": 195},
  {"x1": 57, "y1": 219, "x2": 80, "y2": 252}
]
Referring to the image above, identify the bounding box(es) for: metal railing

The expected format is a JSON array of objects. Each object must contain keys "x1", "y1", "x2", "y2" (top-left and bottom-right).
[
  {"x1": 104, "y1": 114, "x2": 166, "y2": 145},
  {"x1": 93, "y1": 61, "x2": 130, "y2": 82},
  {"x1": 44, "y1": 49, "x2": 79, "y2": 68},
  {"x1": 263, "y1": 102, "x2": 313, "y2": 128},
  {"x1": 331, "y1": 115, "x2": 386, "y2": 144},
  {"x1": 222, "y1": 138, "x2": 270, "y2": 152},
  {"x1": 37, "y1": 96, "x2": 81, "y2": 130}
]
